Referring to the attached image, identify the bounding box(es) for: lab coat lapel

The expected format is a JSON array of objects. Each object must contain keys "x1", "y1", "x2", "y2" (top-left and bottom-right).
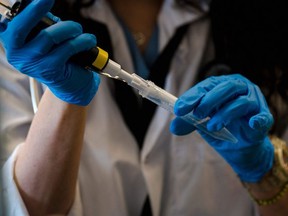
[
  {"x1": 140, "y1": 0, "x2": 210, "y2": 156},
  {"x1": 140, "y1": 16, "x2": 212, "y2": 216}
]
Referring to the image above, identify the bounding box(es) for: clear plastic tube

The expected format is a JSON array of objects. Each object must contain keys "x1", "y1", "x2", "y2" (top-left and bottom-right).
[
  {"x1": 128, "y1": 73, "x2": 238, "y2": 143},
  {"x1": 102, "y1": 60, "x2": 238, "y2": 143}
]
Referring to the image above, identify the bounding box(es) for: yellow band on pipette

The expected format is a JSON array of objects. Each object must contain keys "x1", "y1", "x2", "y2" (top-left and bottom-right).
[{"x1": 92, "y1": 47, "x2": 109, "y2": 70}]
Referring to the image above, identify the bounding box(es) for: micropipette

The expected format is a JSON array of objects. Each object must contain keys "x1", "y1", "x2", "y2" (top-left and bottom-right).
[{"x1": 0, "y1": 0, "x2": 238, "y2": 143}]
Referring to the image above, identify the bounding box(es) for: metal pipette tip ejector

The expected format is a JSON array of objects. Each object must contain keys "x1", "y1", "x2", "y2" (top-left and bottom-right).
[{"x1": 0, "y1": 0, "x2": 238, "y2": 143}]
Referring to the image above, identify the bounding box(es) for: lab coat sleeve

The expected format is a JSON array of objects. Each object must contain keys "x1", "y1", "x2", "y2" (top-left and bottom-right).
[
  {"x1": 1, "y1": 145, "x2": 30, "y2": 216},
  {"x1": 1, "y1": 144, "x2": 84, "y2": 216}
]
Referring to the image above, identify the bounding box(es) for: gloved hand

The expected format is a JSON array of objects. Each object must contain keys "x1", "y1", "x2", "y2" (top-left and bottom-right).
[
  {"x1": 170, "y1": 74, "x2": 274, "y2": 182},
  {"x1": 0, "y1": 0, "x2": 100, "y2": 106}
]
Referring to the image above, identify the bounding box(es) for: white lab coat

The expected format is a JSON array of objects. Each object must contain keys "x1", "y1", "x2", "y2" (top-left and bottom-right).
[{"x1": 0, "y1": 0, "x2": 260, "y2": 215}]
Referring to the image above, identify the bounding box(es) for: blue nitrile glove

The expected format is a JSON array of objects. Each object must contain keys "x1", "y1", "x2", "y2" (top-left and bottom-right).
[
  {"x1": 0, "y1": 0, "x2": 100, "y2": 106},
  {"x1": 170, "y1": 74, "x2": 274, "y2": 182}
]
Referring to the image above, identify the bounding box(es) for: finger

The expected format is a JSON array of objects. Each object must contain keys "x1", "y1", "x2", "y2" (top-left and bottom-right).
[
  {"x1": 170, "y1": 117, "x2": 196, "y2": 135},
  {"x1": 206, "y1": 95, "x2": 259, "y2": 131},
  {"x1": 175, "y1": 74, "x2": 248, "y2": 117},
  {"x1": 249, "y1": 112, "x2": 274, "y2": 133},
  {"x1": 193, "y1": 78, "x2": 248, "y2": 119},
  {"x1": 174, "y1": 95, "x2": 204, "y2": 117},
  {"x1": 9, "y1": 0, "x2": 55, "y2": 48},
  {"x1": 175, "y1": 76, "x2": 224, "y2": 116},
  {"x1": 205, "y1": 83, "x2": 268, "y2": 131},
  {"x1": 47, "y1": 33, "x2": 97, "y2": 63},
  {"x1": 26, "y1": 21, "x2": 83, "y2": 54},
  {"x1": 253, "y1": 85, "x2": 271, "y2": 114},
  {"x1": 249, "y1": 86, "x2": 274, "y2": 132}
]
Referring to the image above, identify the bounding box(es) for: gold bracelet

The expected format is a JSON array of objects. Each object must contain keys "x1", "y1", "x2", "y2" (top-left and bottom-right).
[
  {"x1": 248, "y1": 181, "x2": 288, "y2": 206},
  {"x1": 243, "y1": 136, "x2": 288, "y2": 206}
]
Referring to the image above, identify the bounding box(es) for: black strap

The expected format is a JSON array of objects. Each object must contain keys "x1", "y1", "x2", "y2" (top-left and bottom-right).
[
  {"x1": 114, "y1": 24, "x2": 189, "y2": 149},
  {"x1": 58, "y1": 15, "x2": 189, "y2": 216},
  {"x1": 140, "y1": 196, "x2": 153, "y2": 216},
  {"x1": 115, "y1": 25, "x2": 189, "y2": 216}
]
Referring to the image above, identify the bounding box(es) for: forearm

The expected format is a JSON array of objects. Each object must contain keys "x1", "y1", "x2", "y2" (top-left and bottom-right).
[{"x1": 14, "y1": 89, "x2": 87, "y2": 215}]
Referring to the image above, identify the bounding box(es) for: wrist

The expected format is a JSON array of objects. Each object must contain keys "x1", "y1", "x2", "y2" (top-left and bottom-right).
[
  {"x1": 237, "y1": 136, "x2": 274, "y2": 182},
  {"x1": 243, "y1": 136, "x2": 288, "y2": 206}
]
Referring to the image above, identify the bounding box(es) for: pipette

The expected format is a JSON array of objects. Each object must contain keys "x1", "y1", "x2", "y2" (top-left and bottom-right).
[{"x1": 0, "y1": 0, "x2": 238, "y2": 143}]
